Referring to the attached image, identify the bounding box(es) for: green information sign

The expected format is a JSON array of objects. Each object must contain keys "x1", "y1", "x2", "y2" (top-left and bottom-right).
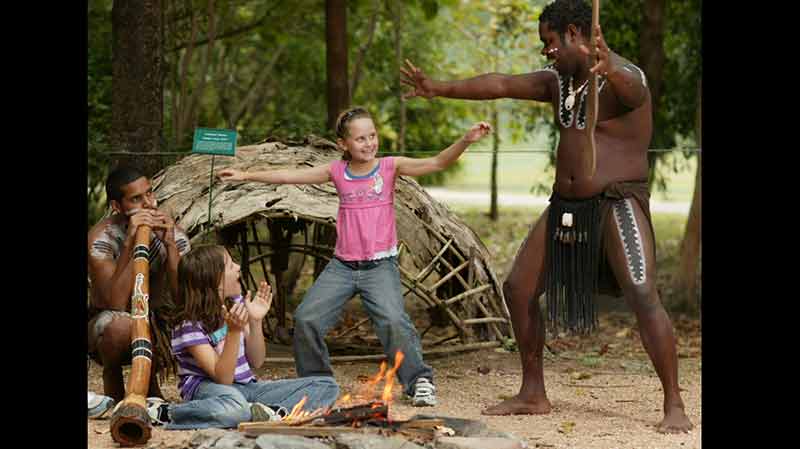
[{"x1": 192, "y1": 127, "x2": 237, "y2": 156}]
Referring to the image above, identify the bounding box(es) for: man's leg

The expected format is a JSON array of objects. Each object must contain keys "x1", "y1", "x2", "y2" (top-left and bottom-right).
[
  {"x1": 292, "y1": 258, "x2": 356, "y2": 378},
  {"x1": 603, "y1": 198, "x2": 693, "y2": 433},
  {"x1": 358, "y1": 257, "x2": 433, "y2": 397},
  {"x1": 483, "y1": 208, "x2": 551, "y2": 415},
  {"x1": 90, "y1": 311, "x2": 165, "y2": 402},
  {"x1": 90, "y1": 312, "x2": 131, "y2": 402}
]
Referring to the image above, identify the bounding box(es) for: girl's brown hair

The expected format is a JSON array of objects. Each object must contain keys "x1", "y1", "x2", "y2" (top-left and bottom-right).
[
  {"x1": 334, "y1": 107, "x2": 373, "y2": 161},
  {"x1": 176, "y1": 245, "x2": 228, "y2": 333}
]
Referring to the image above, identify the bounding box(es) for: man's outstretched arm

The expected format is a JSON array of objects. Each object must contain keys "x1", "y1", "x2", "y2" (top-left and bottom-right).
[{"x1": 400, "y1": 59, "x2": 553, "y2": 102}]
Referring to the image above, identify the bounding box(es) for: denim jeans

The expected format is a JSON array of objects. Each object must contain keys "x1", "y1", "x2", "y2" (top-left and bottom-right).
[
  {"x1": 165, "y1": 376, "x2": 339, "y2": 430},
  {"x1": 293, "y1": 256, "x2": 433, "y2": 396}
]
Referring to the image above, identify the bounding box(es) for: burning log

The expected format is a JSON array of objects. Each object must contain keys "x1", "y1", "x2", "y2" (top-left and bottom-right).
[
  {"x1": 319, "y1": 401, "x2": 388, "y2": 426},
  {"x1": 238, "y1": 415, "x2": 446, "y2": 440}
]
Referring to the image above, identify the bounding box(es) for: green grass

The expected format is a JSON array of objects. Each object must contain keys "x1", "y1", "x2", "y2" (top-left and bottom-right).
[
  {"x1": 448, "y1": 204, "x2": 694, "y2": 307},
  {"x1": 441, "y1": 149, "x2": 697, "y2": 203}
]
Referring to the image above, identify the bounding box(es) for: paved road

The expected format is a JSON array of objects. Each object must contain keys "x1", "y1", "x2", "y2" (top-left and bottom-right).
[{"x1": 425, "y1": 187, "x2": 691, "y2": 215}]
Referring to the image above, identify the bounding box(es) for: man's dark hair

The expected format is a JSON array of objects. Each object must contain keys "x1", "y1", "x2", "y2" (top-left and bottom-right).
[
  {"x1": 105, "y1": 166, "x2": 146, "y2": 203},
  {"x1": 540, "y1": 0, "x2": 592, "y2": 39}
]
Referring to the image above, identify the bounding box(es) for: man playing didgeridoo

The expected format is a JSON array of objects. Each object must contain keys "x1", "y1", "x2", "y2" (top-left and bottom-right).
[
  {"x1": 88, "y1": 166, "x2": 192, "y2": 403},
  {"x1": 400, "y1": 0, "x2": 692, "y2": 433}
]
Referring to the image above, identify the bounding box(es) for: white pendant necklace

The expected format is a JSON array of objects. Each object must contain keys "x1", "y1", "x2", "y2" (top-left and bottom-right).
[{"x1": 565, "y1": 78, "x2": 589, "y2": 111}]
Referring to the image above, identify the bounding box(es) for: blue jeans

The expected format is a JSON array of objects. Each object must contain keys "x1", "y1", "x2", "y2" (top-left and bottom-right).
[
  {"x1": 293, "y1": 256, "x2": 433, "y2": 396},
  {"x1": 165, "y1": 376, "x2": 339, "y2": 430}
]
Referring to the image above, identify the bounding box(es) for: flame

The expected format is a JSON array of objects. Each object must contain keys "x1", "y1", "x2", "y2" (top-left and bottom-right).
[
  {"x1": 381, "y1": 350, "x2": 404, "y2": 403},
  {"x1": 322, "y1": 350, "x2": 407, "y2": 425},
  {"x1": 283, "y1": 395, "x2": 308, "y2": 421},
  {"x1": 354, "y1": 360, "x2": 388, "y2": 400}
]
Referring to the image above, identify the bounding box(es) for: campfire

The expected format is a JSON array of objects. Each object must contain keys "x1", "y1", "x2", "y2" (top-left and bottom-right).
[{"x1": 238, "y1": 351, "x2": 450, "y2": 442}]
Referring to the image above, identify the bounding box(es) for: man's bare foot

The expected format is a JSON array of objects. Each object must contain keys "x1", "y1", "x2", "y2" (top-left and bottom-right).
[
  {"x1": 482, "y1": 395, "x2": 552, "y2": 415},
  {"x1": 656, "y1": 406, "x2": 694, "y2": 433}
]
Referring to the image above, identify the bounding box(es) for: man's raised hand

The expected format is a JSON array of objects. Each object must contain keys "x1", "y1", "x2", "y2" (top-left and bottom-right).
[
  {"x1": 400, "y1": 59, "x2": 436, "y2": 100},
  {"x1": 579, "y1": 24, "x2": 617, "y2": 76}
]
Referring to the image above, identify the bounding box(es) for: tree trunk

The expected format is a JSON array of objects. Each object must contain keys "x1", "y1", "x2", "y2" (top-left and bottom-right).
[
  {"x1": 679, "y1": 78, "x2": 701, "y2": 309},
  {"x1": 489, "y1": 40, "x2": 500, "y2": 222},
  {"x1": 489, "y1": 105, "x2": 499, "y2": 221},
  {"x1": 639, "y1": 0, "x2": 666, "y2": 177},
  {"x1": 111, "y1": 0, "x2": 164, "y2": 177},
  {"x1": 169, "y1": 0, "x2": 217, "y2": 150},
  {"x1": 350, "y1": 0, "x2": 380, "y2": 102},
  {"x1": 326, "y1": 0, "x2": 349, "y2": 130},
  {"x1": 392, "y1": 1, "x2": 406, "y2": 154}
]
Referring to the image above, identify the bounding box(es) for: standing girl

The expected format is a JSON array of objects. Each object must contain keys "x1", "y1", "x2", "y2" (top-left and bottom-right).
[
  {"x1": 148, "y1": 245, "x2": 339, "y2": 429},
  {"x1": 218, "y1": 107, "x2": 491, "y2": 406}
]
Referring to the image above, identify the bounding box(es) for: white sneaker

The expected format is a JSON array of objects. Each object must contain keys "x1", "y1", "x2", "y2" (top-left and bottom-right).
[
  {"x1": 87, "y1": 391, "x2": 115, "y2": 419},
  {"x1": 411, "y1": 378, "x2": 437, "y2": 407},
  {"x1": 250, "y1": 403, "x2": 287, "y2": 422},
  {"x1": 145, "y1": 397, "x2": 170, "y2": 426}
]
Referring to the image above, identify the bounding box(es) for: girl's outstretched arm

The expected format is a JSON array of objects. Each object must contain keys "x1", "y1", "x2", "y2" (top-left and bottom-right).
[
  {"x1": 218, "y1": 162, "x2": 332, "y2": 185},
  {"x1": 396, "y1": 122, "x2": 492, "y2": 177}
]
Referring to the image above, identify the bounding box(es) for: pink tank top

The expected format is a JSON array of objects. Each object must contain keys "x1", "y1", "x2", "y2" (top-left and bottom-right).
[{"x1": 329, "y1": 157, "x2": 398, "y2": 261}]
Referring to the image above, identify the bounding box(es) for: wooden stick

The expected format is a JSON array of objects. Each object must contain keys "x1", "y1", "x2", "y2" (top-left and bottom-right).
[
  {"x1": 429, "y1": 260, "x2": 470, "y2": 291},
  {"x1": 397, "y1": 273, "x2": 469, "y2": 337},
  {"x1": 418, "y1": 221, "x2": 467, "y2": 264},
  {"x1": 239, "y1": 424, "x2": 379, "y2": 438},
  {"x1": 444, "y1": 284, "x2": 492, "y2": 305},
  {"x1": 463, "y1": 317, "x2": 508, "y2": 325},
  {"x1": 432, "y1": 333, "x2": 460, "y2": 346},
  {"x1": 335, "y1": 317, "x2": 371, "y2": 338},
  {"x1": 470, "y1": 295, "x2": 505, "y2": 340},
  {"x1": 415, "y1": 238, "x2": 454, "y2": 282},
  {"x1": 264, "y1": 341, "x2": 500, "y2": 363}
]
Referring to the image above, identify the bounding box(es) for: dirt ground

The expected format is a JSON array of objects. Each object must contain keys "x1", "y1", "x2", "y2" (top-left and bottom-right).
[{"x1": 87, "y1": 310, "x2": 701, "y2": 449}]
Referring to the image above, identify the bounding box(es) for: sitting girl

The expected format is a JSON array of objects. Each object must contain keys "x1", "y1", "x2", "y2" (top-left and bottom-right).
[{"x1": 148, "y1": 245, "x2": 339, "y2": 429}]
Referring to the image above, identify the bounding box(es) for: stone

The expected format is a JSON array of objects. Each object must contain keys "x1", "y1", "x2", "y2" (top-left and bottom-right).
[
  {"x1": 410, "y1": 415, "x2": 490, "y2": 437},
  {"x1": 188, "y1": 429, "x2": 230, "y2": 449},
  {"x1": 335, "y1": 433, "x2": 426, "y2": 449},
  {"x1": 213, "y1": 432, "x2": 257, "y2": 449},
  {"x1": 254, "y1": 434, "x2": 332, "y2": 449},
  {"x1": 435, "y1": 436, "x2": 526, "y2": 449}
]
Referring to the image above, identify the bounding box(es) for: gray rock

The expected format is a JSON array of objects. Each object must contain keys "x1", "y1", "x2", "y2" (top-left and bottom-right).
[
  {"x1": 434, "y1": 437, "x2": 526, "y2": 449},
  {"x1": 335, "y1": 433, "x2": 426, "y2": 449},
  {"x1": 213, "y1": 432, "x2": 257, "y2": 449},
  {"x1": 254, "y1": 434, "x2": 332, "y2": 449},
  {"x1": 189, "y1": 429, "x2": 231, "y2": 449},
  {"x1": 409, "y1": 415, "x2": 489, "y2": 437}
]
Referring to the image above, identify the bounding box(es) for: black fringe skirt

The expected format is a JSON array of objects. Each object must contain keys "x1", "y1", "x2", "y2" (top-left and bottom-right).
[{"x1": 544, "y1": 192, "x2": 603, "y2": 334}]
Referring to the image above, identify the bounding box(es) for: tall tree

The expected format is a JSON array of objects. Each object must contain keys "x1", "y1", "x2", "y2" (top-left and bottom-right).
[
  {"x1": 638, "y1": 0, "x2": 666, "y2": 120},
  {"x1": 166, "y1": 0, "x2": 218, "y2": 150},
  {"x1": 111, "y1": 0, "x2": 164, "y2": 177},
  {"x1": 638, "y1": 0, "x2": 666, "y2": 179},
  {"x1": 326, "y1": 0, "x2": 349, "y2": 130},
  {"x1": 679, "y1": 78, "x2": 701, "y2": 309},
  {"x1": 390, "y1": 0, "x2": 406, "y2": 154}
]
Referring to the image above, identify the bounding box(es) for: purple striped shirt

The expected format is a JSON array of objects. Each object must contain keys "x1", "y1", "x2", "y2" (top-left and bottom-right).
[{"x1": 171, "y1": 295, "x2": 256, "y2": 400}]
